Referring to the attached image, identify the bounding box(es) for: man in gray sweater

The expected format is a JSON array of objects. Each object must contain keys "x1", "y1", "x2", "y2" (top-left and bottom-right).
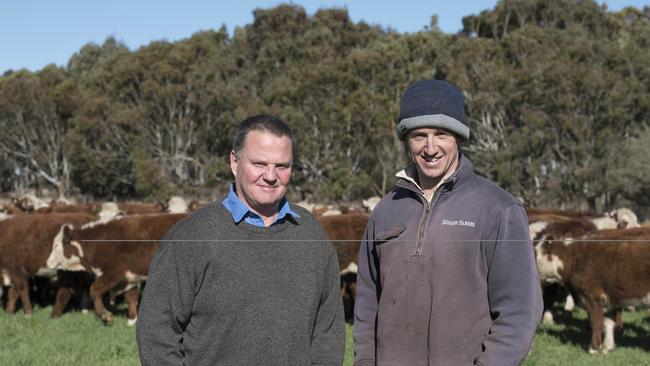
[
  {"x1": 354, "y1": 80, "x2": 543, "y2": 366},
  {"x1": 137, "y1": 114, "x2": 345, "y2": 365}
]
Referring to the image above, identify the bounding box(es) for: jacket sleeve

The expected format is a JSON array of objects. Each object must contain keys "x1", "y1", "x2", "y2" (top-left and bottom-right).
[
  {"x1": 136, "y1": 227, "x2": 202, "y2": 366},
  {"x1": 310, "y1": 231, "x2": 346, "y2": 366},
  {"x1": 475, "y1": 204, "x2": 543, "y2": 366},
  {"x1": 353, "y1": 218, "x2": 379, "y2": 366}
]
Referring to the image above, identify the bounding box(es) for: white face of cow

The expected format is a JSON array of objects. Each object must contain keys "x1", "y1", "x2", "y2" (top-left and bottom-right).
[
  {"x1": 534, "y1": 236, "x2": 565, "y2": 283},
  {"x1": 529, "y1": 221, "x2": 549, "y2": 241},
  {"x1": 47, "y1": 225, "x2": 86, "y2": 271},
  {"x1": 591, "y1": 216, "x2": 618, "y2": 230},
  {"x1": 167, "y1": 196, "x2": 188, "y2": 213}
]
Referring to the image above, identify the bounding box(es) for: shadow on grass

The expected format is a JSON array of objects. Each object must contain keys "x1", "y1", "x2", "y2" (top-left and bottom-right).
[{"x1": 542, "y1": 309, "x2": 650, "y2": 352}]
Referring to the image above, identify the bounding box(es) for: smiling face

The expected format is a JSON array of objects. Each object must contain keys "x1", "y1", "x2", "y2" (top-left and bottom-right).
[
  {"x1": 406, "y1": 127, "x2": 460, "y2": 193},
  {"x1": 230, "y1": 129, "x2": 293, "y2": 219}
]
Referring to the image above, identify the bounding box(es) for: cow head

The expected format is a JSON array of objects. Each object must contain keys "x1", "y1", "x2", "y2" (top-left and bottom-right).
[
  {"x1": 167, "y1": 196, "x2": 188, "y2": 213},
  {"x1": 47, "y1": 224, "x2": 86, "y2": 271},
  {"x1": 12, "y1": 197, "x2": 34, "y2": 213},
  {"x1": 608, "y1": 208, "x2": 640, "y2": 229},
  {"x1": 534, "y1": 233, "x2": 567, "y2": 285}
]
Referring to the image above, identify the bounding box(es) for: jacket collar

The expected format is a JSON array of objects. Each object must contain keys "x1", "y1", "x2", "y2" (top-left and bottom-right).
[{"x1": 395, "y1": 154, "x2": 474, "y2": 198}]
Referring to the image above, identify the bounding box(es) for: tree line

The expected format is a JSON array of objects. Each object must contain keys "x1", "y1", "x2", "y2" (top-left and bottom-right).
[{"x1": 1, "y1": 0, "x2": 649, "y2": 216}]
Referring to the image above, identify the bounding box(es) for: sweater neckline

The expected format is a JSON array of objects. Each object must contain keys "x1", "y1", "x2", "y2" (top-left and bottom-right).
[{"x1": 214, "y1": 202, "x2": 296, "y2": 235}]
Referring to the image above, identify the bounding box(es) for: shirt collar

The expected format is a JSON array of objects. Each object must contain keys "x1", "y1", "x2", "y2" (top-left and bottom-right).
[{"x1": 222, "y1": 183, "x2": 300, "y2": 225}]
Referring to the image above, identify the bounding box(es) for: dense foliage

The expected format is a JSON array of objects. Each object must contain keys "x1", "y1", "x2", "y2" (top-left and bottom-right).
[{"x1": 1, "y1": 0, "x2": 649, "y2": 215}]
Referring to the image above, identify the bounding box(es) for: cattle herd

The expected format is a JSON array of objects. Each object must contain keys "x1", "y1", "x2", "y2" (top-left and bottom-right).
[{"x1": 1, "y1": 195, "x2": 649, "y2": 355}]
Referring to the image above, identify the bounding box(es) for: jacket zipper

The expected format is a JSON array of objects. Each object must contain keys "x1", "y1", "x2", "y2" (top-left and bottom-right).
[
  {"x1": 395, "y1": 176, "x2": 453, "y2": 257},
  {"x1": 414, "y1": 189, "x2": 442, "y2": 256}
]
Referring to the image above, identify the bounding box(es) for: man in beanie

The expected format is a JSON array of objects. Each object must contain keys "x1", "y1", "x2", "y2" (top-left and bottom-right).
[{"x1": 354, "y1": 80, "x2": 542, "y2": 366}]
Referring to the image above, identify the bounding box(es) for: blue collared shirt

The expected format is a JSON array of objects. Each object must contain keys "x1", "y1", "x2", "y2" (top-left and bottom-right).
[{"x1": 222, "y1": 183, "x2": 300, "y2": 227}]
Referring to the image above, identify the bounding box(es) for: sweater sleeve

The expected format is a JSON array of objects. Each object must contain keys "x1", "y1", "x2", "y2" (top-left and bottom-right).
[
  {"x1": 475, "y1": 204, "x2": 543, "y2": 366},
  {"x1": 136, "y1": 227, "x2": 202, "y2": 366},
  {"x1": 353, "y1": 218, "x2": 378, "y2": 366},
  {"x1": 310, "y1": 235, "x2": 346, "y2": 366}
]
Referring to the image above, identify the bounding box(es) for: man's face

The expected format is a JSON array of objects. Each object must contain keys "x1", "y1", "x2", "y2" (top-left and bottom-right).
[
  {"x1": 406, "y1": 127, "x2": 460, "y2": 190},
  {"x1": 230, "y1": 130, "x2": 292, "y2": 215}
]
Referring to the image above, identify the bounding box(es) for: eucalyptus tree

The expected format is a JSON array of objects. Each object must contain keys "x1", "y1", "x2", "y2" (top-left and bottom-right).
[{"x1": 0, "y1": 66, "x2": 73, "y2": 197}]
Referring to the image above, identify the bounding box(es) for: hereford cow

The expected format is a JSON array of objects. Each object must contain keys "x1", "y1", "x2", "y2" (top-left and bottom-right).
[
  {"x1": 47, "y1": 213, "x2": 187, "y2": 325},
  {"x1": 316, "y1": 211, "x2": 369, "y2": 323},
  {"x1": 0, "y1": 213, "x2": 96, "y2": 316},
  {"x1": 526, "y1": 207, "x2": 636, "y2": 233},
  {"x1": 530, "y1": 218, "x2": 599, "y2": 324},
  {"x1": 535, "y1": 226, "x2": 650, "y2": 353}
]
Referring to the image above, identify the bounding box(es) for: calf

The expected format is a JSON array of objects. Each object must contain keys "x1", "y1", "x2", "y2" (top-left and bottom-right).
[
  {"x1": 47, "y1": 213, "x2": 187, "y2": 325},
  {"x1": 535, "y1": 226, "x2": 650, "y2": 353},
  {"x1": 0, "y1": 213, "x2": 96, "y2": 316}
]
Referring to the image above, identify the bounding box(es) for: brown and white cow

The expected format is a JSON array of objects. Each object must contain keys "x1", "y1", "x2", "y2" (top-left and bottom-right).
[
  {"x1": 526, "y1": 207, "x2": 641, "y2": 322},
  {"x1": 530, "y1": 218, "x2": 599, "y2": 324},
  {"x1": 526, "y1": 207, "x2": 637, "y2": 234},
  {"x1": 535, "y1": 226, "x2": 650, "y2": 353},
  {"x1": 316, "y1": 211, "x2": 369, "y2": 323},
  {"x1": 47, "y1": 213, "x2": 187, "y2": 325},
  {"x1": 0, "y1": 213, "x2": 96, "y2": 317}
]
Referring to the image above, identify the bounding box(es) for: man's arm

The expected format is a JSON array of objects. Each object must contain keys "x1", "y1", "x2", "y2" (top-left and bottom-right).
[
  {"x1": 475, "y1": 204, "x2": 543, "y2": 366},
  {"x1": 136, "y1": 229, "x2": 201, "y2": 366},
  {"x1": 310, "y1": 242, "x2": 346, "y2": 366},
  {"x1": 353, "y1": 219, "x2": 379, "y2": 366}
]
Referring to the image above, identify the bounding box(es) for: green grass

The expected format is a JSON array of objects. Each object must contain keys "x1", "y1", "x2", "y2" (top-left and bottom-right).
[{"x1": 1, "y1": 306, "x2": 649, "y2": 365}]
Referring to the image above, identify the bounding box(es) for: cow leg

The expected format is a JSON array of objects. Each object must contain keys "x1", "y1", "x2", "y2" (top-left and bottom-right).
[
  {"x1": 5, "y1": 286, "x2": 19, "y2": 314},
  {"x1": 51, "y1": 270, "x2": 78, "y2": 318},
  {"x1": 614, "y1": 309, "x2": 623, "y2": 330},
  {"x1": 51, "y1": 287, "x2": 74, "y2": 318},
  {"x1": 89, "y1": 275, "x2": 116, "y2": 325},
  {"x1": 123, "y1": 286, "x2": 140, "y2": 326},
  {"x1": 564, "y1": 294, "x2": 575, "y2": 312},
  {"x1": 542, "y1": 284, "x2": 560, "y2": 325},
  {"x1": 585, "y1": 301, "x2": 604, "y2": 353},
  {"x1": 11, "y1": 275, "x2": 33, "y2": 316},
  {"x1": 602, "y1": 317, "x2": 616, "y2": 354}
]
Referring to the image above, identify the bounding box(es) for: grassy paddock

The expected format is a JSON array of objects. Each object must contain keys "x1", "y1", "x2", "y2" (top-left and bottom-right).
[{"x1": 1, "y1": 306, "x2": 649, "y2": 365}]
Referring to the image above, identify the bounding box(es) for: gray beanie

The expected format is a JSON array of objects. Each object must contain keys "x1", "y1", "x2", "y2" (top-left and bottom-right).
[{"x1": 396, "y1": 79, "x2": 470, "y2": 141}]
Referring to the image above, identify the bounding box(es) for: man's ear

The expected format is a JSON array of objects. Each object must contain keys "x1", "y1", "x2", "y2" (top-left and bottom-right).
[{"x1": 230, "y1": 150, "x2": 238, "y2": 177}]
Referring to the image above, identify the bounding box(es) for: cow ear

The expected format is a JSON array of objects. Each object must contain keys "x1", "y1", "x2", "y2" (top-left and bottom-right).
[{"x1": 189, "y1": 201, "x2": 199, "y2": 211}]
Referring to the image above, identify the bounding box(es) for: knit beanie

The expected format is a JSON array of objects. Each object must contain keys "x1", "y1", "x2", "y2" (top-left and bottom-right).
[{"x1": 396, "y1": 79, "x2": 470, "y2": 141}]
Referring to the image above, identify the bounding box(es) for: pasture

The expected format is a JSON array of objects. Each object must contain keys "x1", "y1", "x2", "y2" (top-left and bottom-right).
[{"x1": 1, "y1": 304, "x2": 649, "y2": 365}]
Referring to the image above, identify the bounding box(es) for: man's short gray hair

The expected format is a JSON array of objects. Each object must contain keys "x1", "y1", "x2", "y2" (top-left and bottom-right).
[{"x1": 232, "y1": 114, "x2": 295, "y2": 156}]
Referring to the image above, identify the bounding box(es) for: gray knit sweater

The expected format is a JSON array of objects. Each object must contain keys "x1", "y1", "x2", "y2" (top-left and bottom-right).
[{"x1": 136, "y1": 202, "x2": 345, "y2": 366}]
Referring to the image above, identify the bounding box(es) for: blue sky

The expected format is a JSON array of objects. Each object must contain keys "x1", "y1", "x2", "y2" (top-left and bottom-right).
[{"x1": 1, "y1": 0, "x2": 647, "y2": 73}]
